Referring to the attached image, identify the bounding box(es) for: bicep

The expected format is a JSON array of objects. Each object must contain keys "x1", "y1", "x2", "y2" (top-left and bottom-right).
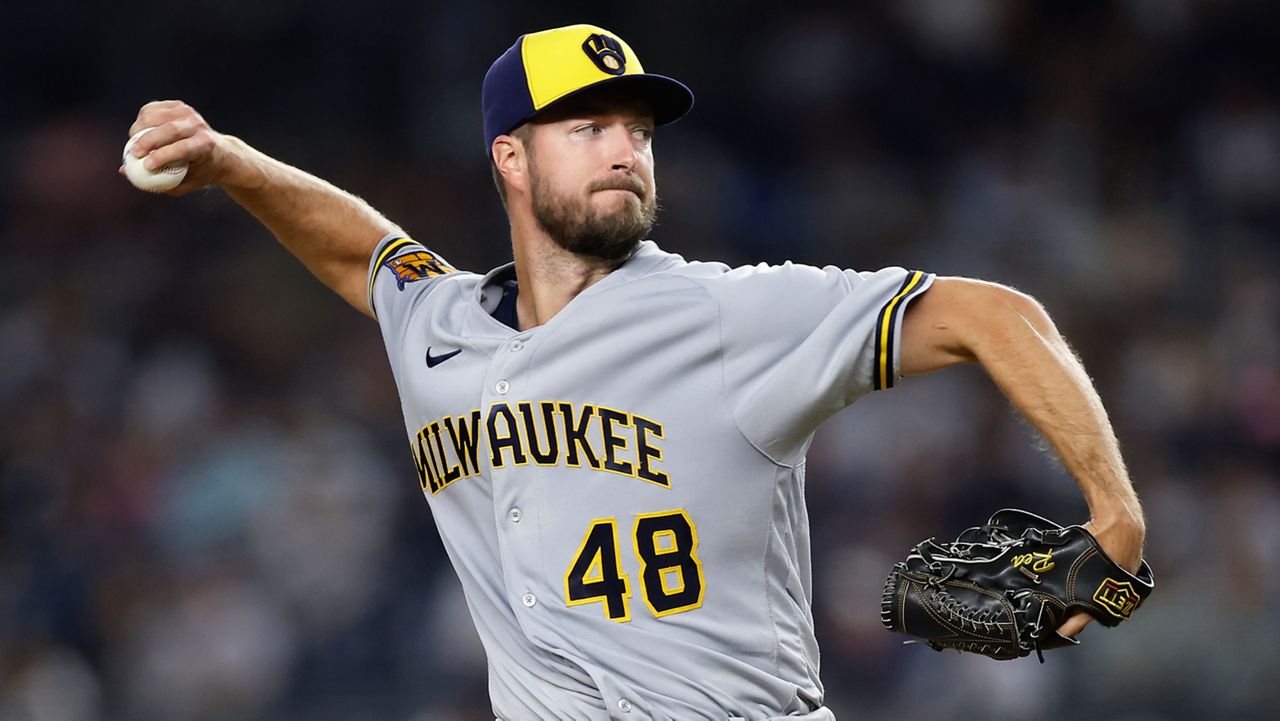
[
  {"x1": 337, "y1": 240, "x2": 386, "y2": 319},
  {"x1": 899, "y1": 277, "x2": 1050, "y2": 377}
]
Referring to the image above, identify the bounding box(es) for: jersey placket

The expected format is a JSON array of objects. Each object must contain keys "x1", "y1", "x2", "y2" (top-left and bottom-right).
[{"x1": 483, "y1": 330, "x2": 548, "y2": 633}]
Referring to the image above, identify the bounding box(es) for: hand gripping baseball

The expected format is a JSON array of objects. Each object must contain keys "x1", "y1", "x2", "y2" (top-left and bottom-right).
[
  {"x1": 881, "y1": 508, "x2": 1154, "y2": 661},
  {"x1": 119, "y1": 100, "x2": 233, "y2": 196}
]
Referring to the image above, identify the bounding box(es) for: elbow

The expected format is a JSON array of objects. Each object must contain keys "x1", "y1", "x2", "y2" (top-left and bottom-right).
[
  {"x1": 996, "y1": 285, "x2": 1058, "y2": 339},
  {"x1": 945, "y1": 278, "x2": 1062, "y2": 355}
]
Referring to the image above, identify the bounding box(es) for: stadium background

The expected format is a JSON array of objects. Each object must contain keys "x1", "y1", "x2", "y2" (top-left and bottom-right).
[{"x1": 3, "y1": 1, "x2": 1279, "y2": 719}]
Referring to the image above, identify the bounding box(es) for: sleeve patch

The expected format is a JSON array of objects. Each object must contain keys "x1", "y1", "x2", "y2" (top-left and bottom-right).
[
  {"x1": 386, "y1": 250, "x2": 455, "y2": 290},
  {"x1": 367, "y1": 237, "x2": 456, "y2": 317}
]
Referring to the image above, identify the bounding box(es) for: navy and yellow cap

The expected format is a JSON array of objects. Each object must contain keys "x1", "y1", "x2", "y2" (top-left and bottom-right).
[{"x1": 482, "y1": 24, "x2": 694, "y2": 154}]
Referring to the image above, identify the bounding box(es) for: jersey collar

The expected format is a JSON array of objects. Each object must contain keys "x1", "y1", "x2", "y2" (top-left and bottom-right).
[{"x1": 474, "y1": 239, "x2": 682, "y2": 312}]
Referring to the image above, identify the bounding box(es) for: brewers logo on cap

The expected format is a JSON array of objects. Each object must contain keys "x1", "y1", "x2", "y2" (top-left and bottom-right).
[
  {"x1": 481, "y1": 24, "x2": 695, "y2": 152},
  {"x1": 582, "y1": 33, "x2": 626, "y2": 75}
]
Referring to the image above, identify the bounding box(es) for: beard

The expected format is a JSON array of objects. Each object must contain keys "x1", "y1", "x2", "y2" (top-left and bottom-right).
[{"x1": 529, "y1": 164, "x2": 658, "y2": 263}]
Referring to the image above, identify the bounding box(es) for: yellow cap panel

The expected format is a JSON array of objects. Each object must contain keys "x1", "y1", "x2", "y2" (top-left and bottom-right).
[{"x1": 521, "y1": 24, "x2": 646, "y2": 110}]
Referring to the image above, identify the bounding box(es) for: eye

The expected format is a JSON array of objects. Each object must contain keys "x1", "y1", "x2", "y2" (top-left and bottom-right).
[
  {"x1": 632, "y1": 127, "x2": 654, "y2": 142},
  {"x1": 574, "y1": 123, "x2": 602, "y2": 136}
]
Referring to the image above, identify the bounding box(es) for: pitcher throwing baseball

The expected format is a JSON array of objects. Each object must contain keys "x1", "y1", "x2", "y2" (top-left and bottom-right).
[{"x1": 122, "y1": 24, "x2": 1146, "y2": 720}]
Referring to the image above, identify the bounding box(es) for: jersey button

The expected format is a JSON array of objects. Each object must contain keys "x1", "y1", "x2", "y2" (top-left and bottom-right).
[
  {"x1": 495, "y1": 380, "x2": 510, "y2": 395},
  {"x1": 521, "y1": 593, "x2": 537, "y2": 608},
  {"x1": 508, "y1": 507, "x2": 522, "y2": 523},
  {"x1": 617, "y1": 699, "x2": 633, "y2": 713},
  {"x1": 510, "y1": 340, "x2": 524, "y2": 352}
]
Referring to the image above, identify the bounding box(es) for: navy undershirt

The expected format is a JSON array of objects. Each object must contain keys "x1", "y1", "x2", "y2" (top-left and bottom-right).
[{"x1": 493, "y1": 279, "x2": 519, "y2": 330}]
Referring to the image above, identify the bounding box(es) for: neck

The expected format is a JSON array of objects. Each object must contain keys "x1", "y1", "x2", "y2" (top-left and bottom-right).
[{"x1": 509, "y1": 213, "x2": 630, "y2": 331}]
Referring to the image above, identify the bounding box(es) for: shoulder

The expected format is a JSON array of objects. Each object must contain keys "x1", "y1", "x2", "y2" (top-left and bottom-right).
[
  {"x1": 367, "y1": 234, "x2": 486, "y2": 321},
  {"x1": 630, "y1": 244, "x2": 927, "y2": 307},
  {"x1": 649, "y1": 250, "x2": 830, "y2": 288},
  {"x1": 666, "y1": 257, "x2": 879, "y2": 303},
  {"x1": 630, "y1": 242, "x2": 855, "y2": 283}
]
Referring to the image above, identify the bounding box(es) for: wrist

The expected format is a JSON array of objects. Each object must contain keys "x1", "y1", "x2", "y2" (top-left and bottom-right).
[
  {"x1": 214, "y1": 135, "x2": 267, "y2": 191},
  {"x1": 1089, "y1": 502, "x2": 1146, "y2": 545}
]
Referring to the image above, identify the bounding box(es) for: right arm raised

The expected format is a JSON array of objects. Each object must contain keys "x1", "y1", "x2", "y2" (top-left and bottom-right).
[{"x1": 124, "y1": 100, "x2": 399, "y2": 318}]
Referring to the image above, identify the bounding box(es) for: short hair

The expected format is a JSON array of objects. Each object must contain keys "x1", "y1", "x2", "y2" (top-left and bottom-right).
[{"x1": 490, "y1": 124, "x2": 534, "y2": 210}]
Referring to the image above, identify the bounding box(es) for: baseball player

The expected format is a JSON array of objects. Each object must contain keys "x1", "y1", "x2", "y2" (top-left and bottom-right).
[{"x1": 123, "y1": 23, "x2": 1145, "y2": 721}]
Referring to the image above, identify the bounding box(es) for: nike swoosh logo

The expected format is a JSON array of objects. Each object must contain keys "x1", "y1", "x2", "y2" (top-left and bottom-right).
[{"x1": 426, "y1": 346, "x2": 462, "y2": 368}]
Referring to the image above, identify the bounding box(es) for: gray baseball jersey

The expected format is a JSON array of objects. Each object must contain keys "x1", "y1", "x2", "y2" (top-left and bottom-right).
[{"x1": 367, "y1": 233, "x2": 934, "y2": 721}]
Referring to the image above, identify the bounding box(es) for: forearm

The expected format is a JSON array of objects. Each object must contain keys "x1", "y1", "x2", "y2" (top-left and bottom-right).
[
  {"x1": 971, "y1": 292, "x2": 1144, "y2": 535},
  {"x1": 124, "y1": 101, "x2": 402, "y2": 317},
  {"x1": 900, "y1": 279, "x2": 1145, "y2": 575},
  {"x1": 220, "y1": 136, "x2": 399, "y2": 316}
]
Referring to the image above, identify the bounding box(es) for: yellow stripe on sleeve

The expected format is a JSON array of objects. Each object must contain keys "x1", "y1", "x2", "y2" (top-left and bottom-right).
[
  {"x1": 876, "y1": 271, "x2": 925, "y2": 390},
  {"x1": 367, "y1": 237, "x2": 418, "y2": 317}
]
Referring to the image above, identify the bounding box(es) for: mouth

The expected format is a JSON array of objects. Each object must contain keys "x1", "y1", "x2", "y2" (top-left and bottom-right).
[
  {"x1": 589, "y1": 177, "x2": 646, "y2": 200},
  {"x1": 592, "y1": 187, "x2": 644, "y2": 203}
]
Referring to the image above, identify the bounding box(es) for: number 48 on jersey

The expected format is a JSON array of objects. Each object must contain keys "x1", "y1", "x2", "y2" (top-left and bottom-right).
[{"x1": 564, "y1": 509, "x2": 705, "y2": 621}]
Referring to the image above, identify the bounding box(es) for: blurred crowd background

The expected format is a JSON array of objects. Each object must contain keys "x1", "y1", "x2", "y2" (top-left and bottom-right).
[{"x1": 3, "y1": 1, "x2": 1279, "y2": 719}]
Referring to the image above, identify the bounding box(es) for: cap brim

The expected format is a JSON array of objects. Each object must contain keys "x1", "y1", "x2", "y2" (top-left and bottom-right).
[{"x1": 537, "y1": 73, "x2": 694, "y2": 128}]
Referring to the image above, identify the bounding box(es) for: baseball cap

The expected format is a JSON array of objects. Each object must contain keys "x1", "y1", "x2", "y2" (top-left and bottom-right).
[{"x1": 482, "y1": 24, "x2": 694, "y2": 153}]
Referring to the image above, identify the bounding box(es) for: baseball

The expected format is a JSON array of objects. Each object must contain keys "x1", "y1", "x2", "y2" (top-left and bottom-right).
[{"x1": 122, "y1": 128, "x2": 188, "y2": 192}]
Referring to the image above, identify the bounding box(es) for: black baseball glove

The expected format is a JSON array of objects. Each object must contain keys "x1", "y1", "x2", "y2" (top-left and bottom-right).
[{"x1": 881, "y1": 508, "x2": 1154, "y2": 661}]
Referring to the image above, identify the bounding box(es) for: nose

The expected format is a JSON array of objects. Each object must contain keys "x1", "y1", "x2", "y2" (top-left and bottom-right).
[{"x1": 604, "y1": 125, "x2": 640, "y2": 171}]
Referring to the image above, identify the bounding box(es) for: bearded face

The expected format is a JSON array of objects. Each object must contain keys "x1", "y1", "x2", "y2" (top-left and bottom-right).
[{"x1": 527, "y1": 144, "x2": 658, "y2": 263}]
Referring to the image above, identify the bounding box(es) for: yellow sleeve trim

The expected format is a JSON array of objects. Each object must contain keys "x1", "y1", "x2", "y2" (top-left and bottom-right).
[
  {"x1": 874, "y1": 271, "x2": 926, "y2": 391},
  {"x1": 367, "y1": 237, "x2": 419, "y2": 318}
]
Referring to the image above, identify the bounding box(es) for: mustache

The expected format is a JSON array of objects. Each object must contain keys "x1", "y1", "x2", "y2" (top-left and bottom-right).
[{"x1": 588, "y1": 175, "x2": 647, "y2": 199}]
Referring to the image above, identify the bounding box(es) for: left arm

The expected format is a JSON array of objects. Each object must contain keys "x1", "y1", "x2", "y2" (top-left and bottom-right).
[{"x1": 898, "y1": 277, "x2": 1145, "y2": 635}]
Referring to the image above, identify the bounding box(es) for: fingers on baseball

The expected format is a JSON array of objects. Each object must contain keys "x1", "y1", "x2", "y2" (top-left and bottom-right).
[
  {"x1": 129, "y1": 119, "x2": 199, "y2": 164},
  {"x1": 129, "y1": 101, "x2": 210, "y2": 147},
  {"x1": 128, "y1": 100, "x2": 180, "y2": 135},
  {"x1": 130, "y1": 99, "x2": 191, "y2": 129},
  {"x1": 141, "y1": 132, "x2": 213, "y2": 172}
]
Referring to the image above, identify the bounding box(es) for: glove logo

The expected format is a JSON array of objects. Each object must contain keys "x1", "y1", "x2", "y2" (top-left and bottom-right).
[
  {"x1": 1011, "y1": 550, "x2": 1055, "y2": 574},
  {"x1": 582, "y1": 33, "x2": 626, "y2": 75},
  {"x1": 1093, "y1": 578, "x2": 1139, "y2": 620}
]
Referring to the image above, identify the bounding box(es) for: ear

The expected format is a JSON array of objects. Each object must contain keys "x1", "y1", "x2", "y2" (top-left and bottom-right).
[{"x1": 492, "y1": 134, "x2": 529, "y2": 194}]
